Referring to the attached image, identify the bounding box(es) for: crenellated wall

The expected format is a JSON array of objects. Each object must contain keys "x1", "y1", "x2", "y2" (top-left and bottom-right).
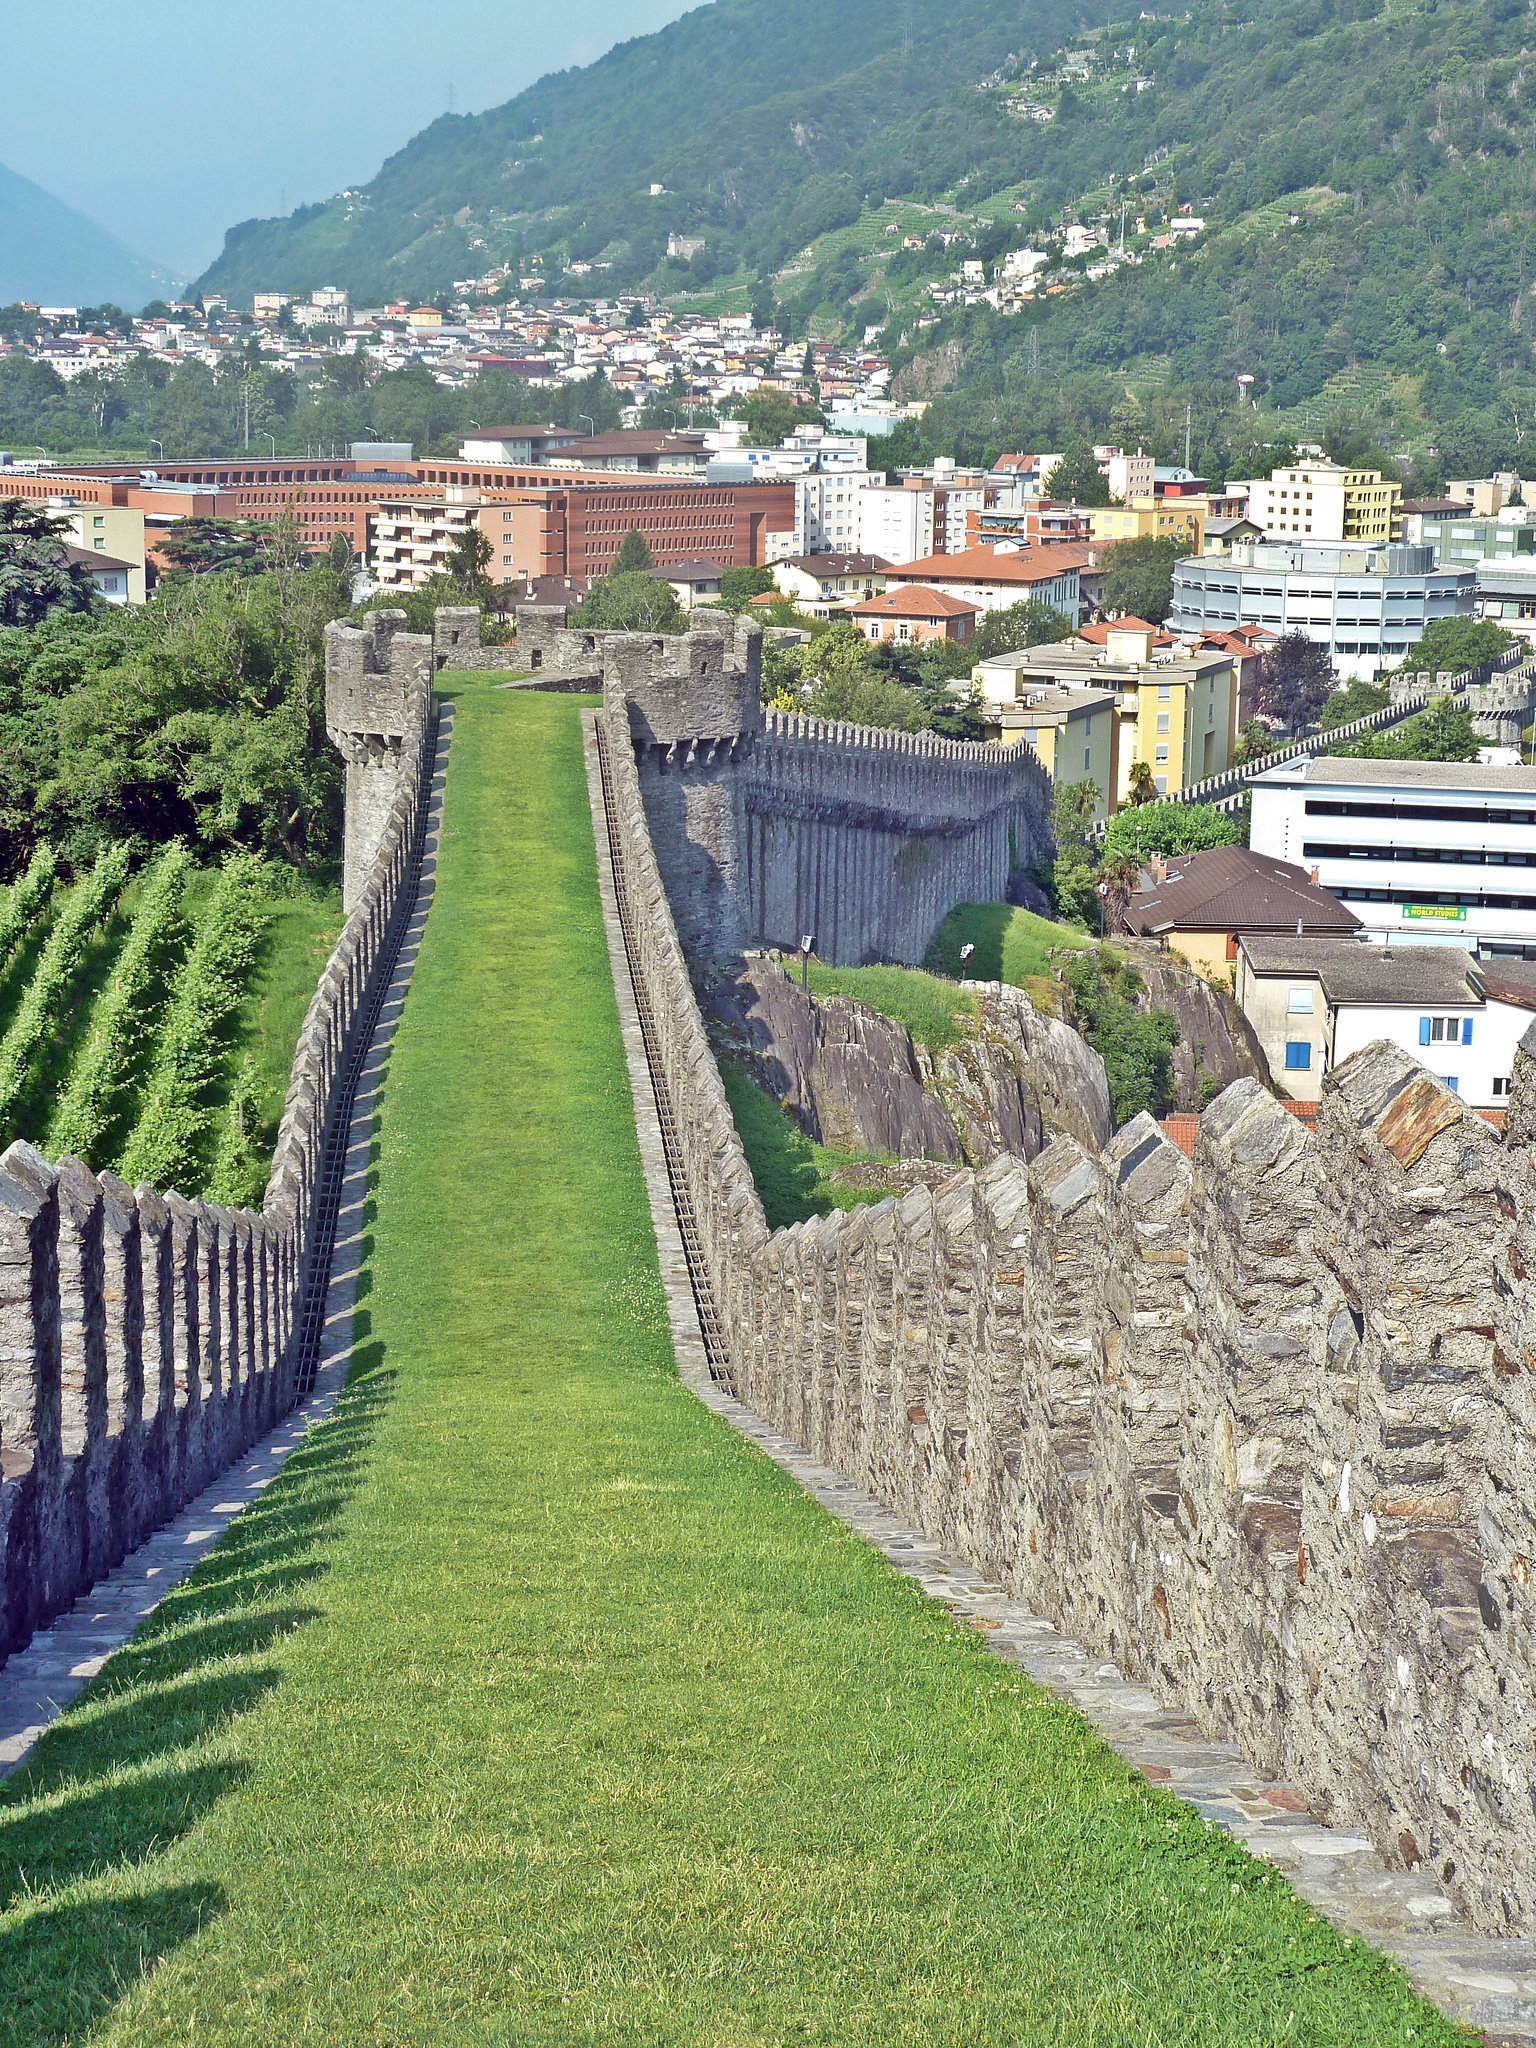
[
  {"x1": 596, "y1": 692, "x2": 1536, "y2": 1939},
  {"x1": 522, "y1": 603, "x2": 1052, "y2": 968},
  {"x1": 0, "y1": 627, "x2": 436, "y2": 1665}
]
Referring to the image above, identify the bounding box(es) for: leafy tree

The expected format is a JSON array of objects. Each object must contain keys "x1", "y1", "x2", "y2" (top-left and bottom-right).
[
  {"x1": 1125, "y1": 760, "x2": 1157, "y2": 806},
  {"x1": 1252, "y1": 632, "x2": 1335, "y2": 734},
  {"x1": 445, "y1": 524, "x2": 494, "y2": 604},
  {"x1": 1393, "y1": 617, "x2": 1515, "y2": 677},
  {"x1": 1099, "y1": 537, "x2": 1185, "y2": 625},
  {"x1": 0, "y1": 499, "x2": 97, "y2": 630},
  {"x1": 1319, "y1": 678, "x2": 1389, "y2": 729},
  {"x1": 1062, "y1": 947, "x2": 1177, "y2": 1125},
  {"x1": 720, "y1": 565, "x2": 776, "y2": 610},
  {"x1": 1049, "y1": 778, "x2": 1102, "y2": 926},
  {"x1": 157, "y1": 518, "x2": 279, "y2": 577},
  {"x1": 570, "y1": 570, "x2": 686, "y2": 633},
  {"x1": 1102, "y1": 799, "x2": 1242, "y2": 866},
  {"x1": 973, "y1": 600, "x2": 1073, "y2": 660},
  {"x1": 1336, "y1": 696, "x2": 1481, "y2": 763},
  {"x1": 1046, "y1": 444, "x2": 1113, "y2": 507},
  {"x1": 1232, "y1": 717, "x2": 1276, "y2": 765},
  {"x1": 612, "y1": 528, "x2": 657, "y2": 574},
  {"x1": 737, "y1": 390, "x2": 824, "y2": 448}
]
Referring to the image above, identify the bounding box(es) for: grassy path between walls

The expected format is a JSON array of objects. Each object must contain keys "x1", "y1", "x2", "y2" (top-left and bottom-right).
[{"x1": 0, "y1": 680, "x2": 1464, "y2": 2047}]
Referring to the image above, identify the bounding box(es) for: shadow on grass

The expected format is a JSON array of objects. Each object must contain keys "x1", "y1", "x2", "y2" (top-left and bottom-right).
[
  {"x1": 0, "y1": 1370, "x2": 396, "y2": 2042},
  {"x1": 0, "y1": 1885, "x2": 225, "y2": 2048}
]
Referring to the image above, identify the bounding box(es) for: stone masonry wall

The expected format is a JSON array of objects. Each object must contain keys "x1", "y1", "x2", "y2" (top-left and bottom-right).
[
  {"x1": 526, "y1": 603, "x2": 1052, "y2": 969},
  {"x1": 0, "y1": 628, "x2": 435, "y2": 1666},
  {"x1": 599, "y1": 694, "x2": 1536, "y2": 1940}
]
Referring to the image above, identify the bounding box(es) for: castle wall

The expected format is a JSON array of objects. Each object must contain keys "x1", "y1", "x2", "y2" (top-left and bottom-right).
[
  {"x1": 0, "y1": 627, "x2": 437, "y2": 1666},
  {"x1": 326, "y1": 611, "x2": 433, "y2": 914},
  {"x1": 595, "y1": 695, "x2": 1536, "y2": 1938}
]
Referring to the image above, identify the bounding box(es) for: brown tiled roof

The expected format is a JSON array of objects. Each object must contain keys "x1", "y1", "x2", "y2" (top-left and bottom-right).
[
  {"x1": 1126, "y1": 846, "x2": 1360, "y2": 938},
  {"x1": 885, "y1": 545, "x2": 1093, "y2": 586},
  {"x1": 780, "y1": 552, "x2": 892, "y2": 574},
  {"x1": 1474, "y1": 958, "x2": 1536, "y2": 1013},
  {"x1": 850, "y1": 584, "x2": 978, "y2": 619}
]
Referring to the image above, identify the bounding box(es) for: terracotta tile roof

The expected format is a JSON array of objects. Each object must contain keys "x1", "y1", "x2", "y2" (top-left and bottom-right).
[
  {"x1": 850, "y1": 584, "x2": 978, "y2": 619},
  {"x1": 885, "y1": 546, "x2": 1093, "y2": 586},
  {"x1": 1127, "y1": 846, "x2": 1360, "y2": 939}
]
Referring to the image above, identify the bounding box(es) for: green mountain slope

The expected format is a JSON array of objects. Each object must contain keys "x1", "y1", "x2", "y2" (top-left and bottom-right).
[
  {"x1": 193, "y1": 0, "x2": 1097, "y2": 304},
  {"x1": 0, "y1": 163, "x2": 175, "y2": 310},
  {"x1": 196, "y1": 0, "x2": 1536, "y2": 475}
]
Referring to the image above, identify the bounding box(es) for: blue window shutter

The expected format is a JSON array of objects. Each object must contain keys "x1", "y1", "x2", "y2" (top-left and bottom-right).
[
  {"x1": 1446, "y1": 1076, "x2": 1459, "y2": 1094},
  {"x1": 1463, "y1": 1017, "x2": 1473, "y2": 1046},
  {"x1": 1285, "y1": 1041, "x2": 1312, "y2": 1071},
  {"x1": 1419, "y1": 1016, "x2": 1431, "y2": 1046}
]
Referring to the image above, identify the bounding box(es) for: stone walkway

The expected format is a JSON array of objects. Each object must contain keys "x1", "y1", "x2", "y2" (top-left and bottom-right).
[
  {"x1": 581, "y1": 711, "x2": 1536, "y2": 2048},
  {"x1": 0, "y1": 703, "x2": 453, "y2": 1785}
]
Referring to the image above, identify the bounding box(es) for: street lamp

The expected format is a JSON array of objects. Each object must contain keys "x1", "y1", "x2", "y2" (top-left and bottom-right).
[
  {"x1": 578, "y1": 413, "x2": 595, "y2": 440},
  {"x1": 264, "y1": 432, "x2": 277, "y2": 457},
  {"x1": 149, "y1": 439, "x2": 164, "y2": 460},
  {"x1": 800, "y1": 933, "x2": 815, "y2": 993}
]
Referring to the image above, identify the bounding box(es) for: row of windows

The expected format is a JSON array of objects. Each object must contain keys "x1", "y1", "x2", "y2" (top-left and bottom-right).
[
  {"x1": 1305, "y1": 840, "x2": 1536, "y2": 869},
  {"x1": 1334, "y1": 885, "x2": 1536, "y2": 911},
  {"x1": 1306, "y1": 799, "x2": 1536, "y2": 825}
]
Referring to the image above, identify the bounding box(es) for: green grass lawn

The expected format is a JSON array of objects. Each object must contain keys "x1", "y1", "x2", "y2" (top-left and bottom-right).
[
  {"x1": 0, "y1": 679, "x2": 1467, "y2": 2045},
  {"x1": 927, "y1": 902, "x2": 1094, "y2": 990},
  {"x1": 803, "y1": 962, "x2": 976, "y2": 1052}
]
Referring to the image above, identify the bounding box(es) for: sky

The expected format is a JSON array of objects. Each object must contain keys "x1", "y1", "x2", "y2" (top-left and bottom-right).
[{"x1": 0, "y1": 0, "x2": 695, "y2": 282}]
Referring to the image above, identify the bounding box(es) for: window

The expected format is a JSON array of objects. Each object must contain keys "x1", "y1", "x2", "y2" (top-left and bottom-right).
[
  {"x1": 1285, "y1": 1041, "x2": 1312, "y2": 1070},
  {"x1": 1158, "y1": 683, "x2": 1171, "y2": 702},
  {"x1": 1287, "y1": 986, "x2": 1313, "y2": 1013},
  {"x1": 1420, "y1": 1015, "x2": 1470, "y2": 1044},
  {"x1": 1446, "y1": 1076, "x2": 1459, "y2": 1093},
  {"x1": 1155, "y1": 744, "x2": 1169, "y2": 763},
  {"x1": 1084, "y1": 746, "x2": 1092, "y2": 771},
  {"x1": 1494, "y1": 1076, "x2": 1511, "y2": 1098},
  {"x1": 1156, "y1": 713, "x2": 1170, "y2": 733}
]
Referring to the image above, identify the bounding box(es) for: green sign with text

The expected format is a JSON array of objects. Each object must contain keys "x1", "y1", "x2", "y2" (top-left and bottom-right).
[{"x1": 1403, "y1": 904, "x2": 1467, "y2": 922}]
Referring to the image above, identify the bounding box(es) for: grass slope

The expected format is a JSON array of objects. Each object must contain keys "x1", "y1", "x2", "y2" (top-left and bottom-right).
[
  {"x1": 0, "y1": 679, "x2": 1465, "y2": 2044},
  {"x1": 718, "y1": 1056, "x2": 897, "y2": 1228}
]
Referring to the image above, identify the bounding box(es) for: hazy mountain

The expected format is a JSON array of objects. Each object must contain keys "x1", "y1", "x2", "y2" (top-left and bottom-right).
[{"x1": 0, "y1": 163, "x2": 176, "y2": 309}]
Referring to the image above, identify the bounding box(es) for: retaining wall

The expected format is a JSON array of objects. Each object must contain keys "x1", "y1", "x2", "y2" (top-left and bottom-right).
[
  {"x1": 0, "y1": 635, "x2": 435, "y2": 1663},
  {"x1": 599, "y1": 695, "x2": 1536, "y2": 1939}
]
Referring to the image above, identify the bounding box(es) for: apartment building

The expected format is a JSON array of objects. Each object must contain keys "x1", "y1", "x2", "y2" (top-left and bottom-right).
[
  {"x1": 1248, "y1": 755, "x2": 1536, "y2": 956},
  {"x1": 981, "y1": 684, "x2": 1120, "y2": 824},
  {"x1": 850, "y1": 584, "x2": 977, "y2": 645},
  {"x1": 372, "y1": 478, "x2": 795, "y2": 588},
  {"x1": 1246, "y1": 463, "x2": 1403, "y2": 544},
  {"x1": 973, "y1": 624, "x2": 1237, "y2": 802},
  {"x1": 771, "y1": 552, "x2": 891, "y2": 612},
  {"x1": 48, "y1": 497, "x2": 147, "y2": 601},
  {"x1": 1089, "y1": 497, "x2": 1207, "y2": 550},
  {"x1": 884, "y1": 546, "x2": 1085, "y2": 622}
]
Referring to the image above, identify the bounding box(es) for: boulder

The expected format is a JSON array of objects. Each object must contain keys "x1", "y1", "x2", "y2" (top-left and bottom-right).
[
  {"x1": 933, "y1": 1035, "x2": 1044, "y2": 1166},
  {"x1": 1115, "y1": 939, "x2": 1271, "y2": 1110},
  {"x1": 962, "y1": 980, "x2": 1114, "y2": 1153},
  {"x1": 710, "y1": 961, "x2": 965, "y2": 1161}
]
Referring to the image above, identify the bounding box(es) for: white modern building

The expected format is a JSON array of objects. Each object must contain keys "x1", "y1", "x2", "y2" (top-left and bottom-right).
[
  {"x1": 1170, "y1": 540, "x2": 1474, "y2": 680},
  {"x1": 1248, "y1": 756, "x2": 1536, "y2": 957},
  {"x1": 1235, "y1": 935, "x2": 1536, "y2": 1107}
]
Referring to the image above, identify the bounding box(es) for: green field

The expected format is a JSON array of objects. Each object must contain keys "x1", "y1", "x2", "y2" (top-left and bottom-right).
[{"x1": 0, "y1": 680, "x2": 1466, "y2": 2045}]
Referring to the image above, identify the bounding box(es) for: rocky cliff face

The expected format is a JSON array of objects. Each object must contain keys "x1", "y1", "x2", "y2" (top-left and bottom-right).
[{"x1": 710, "y1": 960, "x2": 1113, "y2": 1168}]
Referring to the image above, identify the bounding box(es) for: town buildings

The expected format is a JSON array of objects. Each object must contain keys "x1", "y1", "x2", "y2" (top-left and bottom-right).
[
  {"x1": 980, "y1": 685, "x2": 1120, "y2": 821},
  {"x1": 1234, "y1": 937, "x2": 1536, "y2": 1108},
  {"x1": 1122, "y1": 844, "x2": 1360, "y2": 982},
  {"x1": 1243, "y1": 463, "x2": 1403, "y2": 544},
  {"x1": 1248, "y1": 756, "x2": 1536, "y2": 957},
  {"x1": 972, "y1": 623, "x2": 1238, "y2": 802},
  {"x1": 850, "y1": 585, "x2": 977, "y2": 644},
  {"x1": 771, "y1": 553, "x2": 891, "y2": 613},
  {"x1": 1170, "y1": 540, "x2": 1473, "y2": 680}
]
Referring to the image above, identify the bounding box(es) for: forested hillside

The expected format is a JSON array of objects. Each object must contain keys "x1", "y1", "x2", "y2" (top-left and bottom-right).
[{"x1": 199, "y1": 0, "x2": 1536, "y2": 476}]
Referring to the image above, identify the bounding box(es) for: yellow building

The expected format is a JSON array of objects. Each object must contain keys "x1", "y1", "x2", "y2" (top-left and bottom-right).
[
  {"x1": 52, "y1": 497, "x2": 147, "y2": 603},
  {"x1": 1248, "y1": 464, "x2": 1402, "y2": 544},
  {"x1": 981, "y1": 684, "x2": 1120, "y2": 824},
  {"x1": 1089, "y1": 497, "x2": 1207, "y2": 551},
  {"x1": 973, "y1": 624, "x2": 1238, "y2": 805}
]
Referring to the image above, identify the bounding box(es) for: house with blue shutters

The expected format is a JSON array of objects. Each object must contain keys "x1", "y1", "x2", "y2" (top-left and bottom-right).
[{"x1": 1234, "y1": 936, "x2": 1536, "y2": 1109}]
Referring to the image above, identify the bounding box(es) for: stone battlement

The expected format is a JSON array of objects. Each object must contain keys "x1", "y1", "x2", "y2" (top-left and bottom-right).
[{"x1": 597, "y1": 693, "x2": 1536, "y2": 1939}]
